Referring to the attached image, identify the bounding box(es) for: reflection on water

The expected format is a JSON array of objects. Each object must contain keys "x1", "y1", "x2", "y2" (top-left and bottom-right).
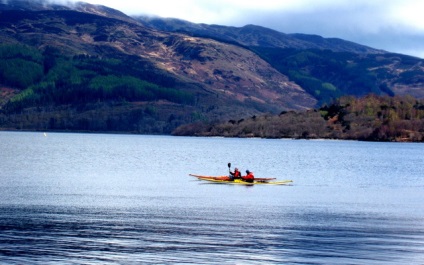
[
  {"x1": 1, "y1": 205, "x2": 423, "y2": 264},
  {"x1": 0, "y1": 132, "x2": 424, "y2": 264}
]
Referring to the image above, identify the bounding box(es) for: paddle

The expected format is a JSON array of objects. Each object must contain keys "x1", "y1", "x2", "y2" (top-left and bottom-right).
[{"x1": 228, "y1": 162, "x2": 231, "y2": 173}]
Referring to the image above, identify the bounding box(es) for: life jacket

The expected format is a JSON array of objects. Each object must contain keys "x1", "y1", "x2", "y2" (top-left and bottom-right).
[
  {"x1": 233, "y1": 170, "x2": 241, "y2": 178},
  {"x1": 244, "y1": 172, "x2": 254, "y2": 180}
]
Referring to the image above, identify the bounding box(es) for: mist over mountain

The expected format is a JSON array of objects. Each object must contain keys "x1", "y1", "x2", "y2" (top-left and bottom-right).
[{"x1": 0, "y1": 0, "x2": 423, "y2": 135}]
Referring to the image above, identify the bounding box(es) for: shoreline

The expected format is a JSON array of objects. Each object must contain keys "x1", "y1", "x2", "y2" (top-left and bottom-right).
[{"x1": 1, "y1": 129, "x2": 422, "y2": 143}]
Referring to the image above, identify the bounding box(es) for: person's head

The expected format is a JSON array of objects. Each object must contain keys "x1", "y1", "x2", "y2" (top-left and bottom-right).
[
  {"x1": 235, "y1": 168, "x2": 239, "y2": 171},
  {"x1": 246, "y1": 170, "x2": 250, "y2": 174}
]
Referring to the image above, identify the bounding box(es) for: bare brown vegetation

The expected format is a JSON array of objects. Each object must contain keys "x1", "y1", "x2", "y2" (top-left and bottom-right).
[{"x1": 173, "y1": 95, "x2": 424, "y2": 142}]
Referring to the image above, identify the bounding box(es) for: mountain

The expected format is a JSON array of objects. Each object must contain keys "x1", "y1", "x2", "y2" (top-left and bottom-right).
[
  {"x1": 0, "y1": 0, "x2": 135, "y2": 23},
  {"x1": 0, "y1": 0, "x2": 423, "y2": 135},
  {"x1": 136, "y1": 16, "x2": 424, "y2": 104},
  {"x1": 0, "y1": 0, "x2": 317, "y2": 133},
  {"x1": 0, "y1": 1, "x2": 315, "y2": 113},
  {"x1": 136, "y1": 16, "x2": 382, "y2": 54}
]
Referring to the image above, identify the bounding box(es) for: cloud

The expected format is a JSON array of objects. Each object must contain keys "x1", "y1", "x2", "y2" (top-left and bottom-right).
[
  {"x1": 389, "y1": 1, "x2": 424, "y2": 32},
  {"x1": 65, "y1": 0, "x2": 424, "y2": 58},
  {"x1": 207, "y1": 0, "x2": 424, "y2": 58}
]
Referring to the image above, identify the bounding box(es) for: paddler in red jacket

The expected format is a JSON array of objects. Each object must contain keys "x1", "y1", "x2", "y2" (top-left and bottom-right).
[
  {"x1": 242, "y1": 170, "x2": 254, "y2": 183},
  {"x1": 229, "y1": 167, "x2": 242, "y2": 180}
]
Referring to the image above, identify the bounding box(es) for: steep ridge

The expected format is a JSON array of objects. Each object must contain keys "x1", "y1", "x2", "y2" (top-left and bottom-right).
[
  {"x1": 0, "y1": 0, "x2": 136, "y2": 23},
  {"x1": 136, "y1": 16, "x2": 383, "y2": 54}
]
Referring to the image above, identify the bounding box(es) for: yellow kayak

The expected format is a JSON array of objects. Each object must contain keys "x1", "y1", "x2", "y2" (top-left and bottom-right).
[
  {"x1": 191, "y1": 175, "x2": 293, "y2": 185},
  {"x1": 189, "y1": 174, "x2": 277, "y2": 181}
]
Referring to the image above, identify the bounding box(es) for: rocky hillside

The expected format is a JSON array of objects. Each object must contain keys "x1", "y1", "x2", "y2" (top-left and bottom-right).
[{"x1": 137, "y1": 16, "x2": 424, "y2": 105}]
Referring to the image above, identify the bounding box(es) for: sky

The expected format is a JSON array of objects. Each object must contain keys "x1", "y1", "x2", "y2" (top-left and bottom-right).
[{"x1": 64, "y1": 0, "x2": 424, "y2": 58}]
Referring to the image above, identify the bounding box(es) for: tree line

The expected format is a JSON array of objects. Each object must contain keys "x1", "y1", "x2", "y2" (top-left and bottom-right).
[{"x1": 173, "y1": 94, "x2": 424, "y2": 142}]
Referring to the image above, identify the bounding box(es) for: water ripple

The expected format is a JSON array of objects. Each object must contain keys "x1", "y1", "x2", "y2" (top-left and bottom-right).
[{"x1": 1, "y1": 205, "x2": 424, "y2": 264}]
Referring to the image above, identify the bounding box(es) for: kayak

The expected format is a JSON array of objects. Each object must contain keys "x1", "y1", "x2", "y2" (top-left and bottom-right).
[
  {"x1": 190, "y1": 174, "x2": 292, "y2": 185},
  {"x1": 196, "y1": 177, "x2": 293, "y2": 185},
  {"x1": 189, "y1": 174, "x2": 276, "y2": 181}
]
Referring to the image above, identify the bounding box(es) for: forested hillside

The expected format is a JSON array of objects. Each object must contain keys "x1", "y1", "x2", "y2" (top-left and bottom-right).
[
  {"x1": 1, "y1": 45, "x2": 194, "y2": 109},
  {"x1": 0, "y1": 44, "x2": 197, "y2": 133},
  {"x1": 252, "y1": 47, "x2": 423, "y2": 105},
  {"x1": 173, "y1": 95, "x2": 424, "y2": 142}
]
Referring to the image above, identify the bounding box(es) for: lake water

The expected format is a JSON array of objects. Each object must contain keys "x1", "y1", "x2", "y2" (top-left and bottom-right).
[{"x1": 0, "y1": 131, "x2": 423, "y2": 264}]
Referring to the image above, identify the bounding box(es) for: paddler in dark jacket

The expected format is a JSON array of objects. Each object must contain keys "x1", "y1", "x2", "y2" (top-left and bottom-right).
[
  {"x1": 242, "y1": 170, "x2": 254, "y2": 183},
  {"x1": 229, "y1": 167, "x2": 242, "y2": 180}
]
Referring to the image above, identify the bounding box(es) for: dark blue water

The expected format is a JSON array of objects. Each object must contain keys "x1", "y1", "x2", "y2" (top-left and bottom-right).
[{"x1": 1, "y1": 132, "x2": 423, "y2": 264}]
